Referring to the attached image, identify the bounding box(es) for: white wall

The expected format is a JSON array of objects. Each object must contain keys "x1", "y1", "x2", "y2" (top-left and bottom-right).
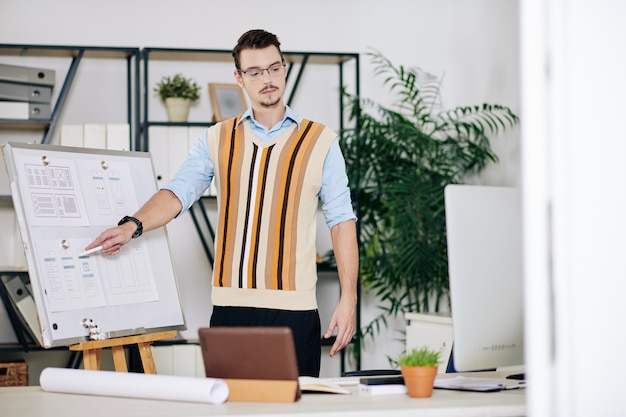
[
  {"x1": 0, "y1": 0, "x2": 520, "y2": 375},
  {"x1": 521, "y1": 1, "x2": 626, "y2": 416}
]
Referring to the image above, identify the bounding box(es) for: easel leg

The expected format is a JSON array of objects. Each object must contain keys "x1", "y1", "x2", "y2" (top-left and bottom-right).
[
  {"x1": 137, "y1": 342, "x2": 157, "y2": 374},
  {"x1": 111, "y1": 345, "x2": 128, "y2": 372},
  {"x1": 82, "y1": 348, "x2": 102, "y2": 371},
  {"x1": 69, "y1": 331, "x2": 175, "y2": 373}
]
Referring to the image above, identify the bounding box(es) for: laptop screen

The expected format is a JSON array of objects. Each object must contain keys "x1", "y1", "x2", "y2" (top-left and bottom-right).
[{"x1": 198, "y1": 326, "x2": 300, "y2": 381}]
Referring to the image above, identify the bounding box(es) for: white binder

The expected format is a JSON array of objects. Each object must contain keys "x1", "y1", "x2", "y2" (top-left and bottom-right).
[{"x1": 0, "y1": 101, "x2": 51, "y2": 120}]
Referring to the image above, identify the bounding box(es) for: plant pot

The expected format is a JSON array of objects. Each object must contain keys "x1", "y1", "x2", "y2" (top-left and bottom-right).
[
  {"x1": 401, "y1": 365, "x2": 437, "y2": 398},
  {"x1": 165, "y1": 97, "x2": 191, "y2": 122}
]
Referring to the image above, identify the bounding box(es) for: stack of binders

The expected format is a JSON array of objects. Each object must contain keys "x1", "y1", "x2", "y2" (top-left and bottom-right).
[{"x1": 0, "y1": 63, "x2": 55, "y2": 120}]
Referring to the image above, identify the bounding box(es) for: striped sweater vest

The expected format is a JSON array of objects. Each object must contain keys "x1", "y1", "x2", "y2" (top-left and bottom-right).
[{"x1": 207, "y1": 117, "x2": 337, "y2": 310}]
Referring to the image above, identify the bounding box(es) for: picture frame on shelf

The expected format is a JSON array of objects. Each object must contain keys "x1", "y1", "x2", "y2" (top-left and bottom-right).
[{"x1": 208, "y1": 83, "x2": 246, "y2": 122}]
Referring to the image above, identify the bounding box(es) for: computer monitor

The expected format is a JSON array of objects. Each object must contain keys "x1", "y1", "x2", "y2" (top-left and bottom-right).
[{"x1": 444, "y1": 184, "x2": 524, "y2": 372}]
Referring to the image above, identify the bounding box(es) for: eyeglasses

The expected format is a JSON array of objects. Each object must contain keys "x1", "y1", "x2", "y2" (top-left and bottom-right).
[{"x1": 238, "y1": 62, "x2": 286, "y2": 81}]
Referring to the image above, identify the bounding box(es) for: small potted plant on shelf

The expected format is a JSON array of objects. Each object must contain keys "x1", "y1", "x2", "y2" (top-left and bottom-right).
[
  {"x1": 154, "y1": 73, "x2": 201, "y2": 122},
  {"x1": 396, "y1": 346, "x2": 441, "y2": 398}
]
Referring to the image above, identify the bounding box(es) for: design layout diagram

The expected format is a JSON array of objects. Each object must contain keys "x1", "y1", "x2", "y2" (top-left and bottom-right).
[
  {"x1": 18, "y1": 149, "x2": 141, "y2": 225},
  {"x1": 26, "y1": 164, "x2": 81, "y2": 219},
  {"x1": 5, "y1": 145, "x2": 182, "y2": 347},
  {"x1": 21, "y1": 160, "x2": 88, "y2": 227},
  {"x1": 38, "y1": 240, "x2": 159, "y2": 313}
]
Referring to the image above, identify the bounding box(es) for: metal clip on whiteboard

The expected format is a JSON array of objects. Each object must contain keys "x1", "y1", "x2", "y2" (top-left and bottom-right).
[{"x1": 41, "y1": 155, "x2": 49, "y2": 166}]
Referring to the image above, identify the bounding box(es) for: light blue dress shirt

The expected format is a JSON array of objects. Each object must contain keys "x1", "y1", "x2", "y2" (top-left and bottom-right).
[{"x1": 164, "y1": 105, "x2": 356, "y2": 229}]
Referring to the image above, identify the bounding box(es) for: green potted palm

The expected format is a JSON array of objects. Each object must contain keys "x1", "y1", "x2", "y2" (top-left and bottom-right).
[
  {"x1": 154, "y1": 73, "x2": 201, "y2": 122},
  {"x1": 396, "y1": 346, "x2": 441, "y2": 398},
  {"x1": 340, "y1": 51, "x2": 519, "y2": 363}
]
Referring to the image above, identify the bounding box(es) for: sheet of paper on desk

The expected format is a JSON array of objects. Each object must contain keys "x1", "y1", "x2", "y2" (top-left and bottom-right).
[
  {"x1": 434, "y1": 376, "x2": 526, "y2": 392},
  {"x1": 358, "y1": 383, "x2": 407, "y2": 396},
  {"x1": 298, "y1": 376, "x2": 351, "y2": 394}
]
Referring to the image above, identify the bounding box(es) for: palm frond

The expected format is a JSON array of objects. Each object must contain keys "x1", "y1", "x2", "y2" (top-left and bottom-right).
[{"x1": 340, "y1": 51, "x2": 519, "y2": 360}]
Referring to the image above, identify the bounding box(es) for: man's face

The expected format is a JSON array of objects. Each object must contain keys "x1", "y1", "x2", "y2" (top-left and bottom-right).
[{"x1": 234, "y1": 45, "x2": 286, "y2": 110}]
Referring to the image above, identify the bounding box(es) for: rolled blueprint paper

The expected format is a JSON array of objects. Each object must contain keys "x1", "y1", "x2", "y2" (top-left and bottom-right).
[{"x1": 40, "y1": 367, "x2": 229, "y2": 404}]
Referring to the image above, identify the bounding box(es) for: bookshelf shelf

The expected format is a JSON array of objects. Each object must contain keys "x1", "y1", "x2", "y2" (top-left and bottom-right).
[{"x1": 0, "y1": 44, "x2": 140, "y2": 146}]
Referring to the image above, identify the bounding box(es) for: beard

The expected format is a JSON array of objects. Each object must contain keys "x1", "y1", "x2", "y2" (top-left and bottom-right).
[
  {"x1": 260, "y1": 97, "x2": 281, "y2": 108},
  {"x1": 258, "y1": 85, "x2": 282, "y2": 108}
]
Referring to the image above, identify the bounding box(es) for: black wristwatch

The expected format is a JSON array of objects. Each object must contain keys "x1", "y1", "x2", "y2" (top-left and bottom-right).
[{"x1": 118, "y1": 216, "x2": 143, "y2": 239}]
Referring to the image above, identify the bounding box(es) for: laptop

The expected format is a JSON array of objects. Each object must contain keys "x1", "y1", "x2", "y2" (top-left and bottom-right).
[{"x1": 198, "y1": 326, "x2": 301, "y2": 402}]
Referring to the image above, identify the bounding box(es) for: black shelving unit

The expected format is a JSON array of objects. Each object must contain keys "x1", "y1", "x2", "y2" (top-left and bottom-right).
[
  {"x1": 0, "y1": 45, "x2": 363, "y2": 374},
  {"x1": 0, "y1": 44, "x2": 141, "y2": 147},
  {"x1": 0, "y1": 45, "x2": 140, "y2": 361},
  {"x1": 140, "y1": 47, "x2": 359, "y2": 150}
]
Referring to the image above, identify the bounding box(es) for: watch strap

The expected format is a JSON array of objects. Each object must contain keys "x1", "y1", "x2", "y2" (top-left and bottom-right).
[{"x1": 118, "y1": 216, "x2": 143, "y2": 239}]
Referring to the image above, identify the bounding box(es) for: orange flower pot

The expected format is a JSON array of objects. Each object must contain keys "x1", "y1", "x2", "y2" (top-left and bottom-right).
[{"x1": 401, "y1": 365, "x2": 438, "y2": 398}]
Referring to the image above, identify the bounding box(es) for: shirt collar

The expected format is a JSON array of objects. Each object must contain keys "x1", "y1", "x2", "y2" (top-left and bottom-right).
[{"x1": 236, "y1": 105, "x2": 301, "y2": 131}]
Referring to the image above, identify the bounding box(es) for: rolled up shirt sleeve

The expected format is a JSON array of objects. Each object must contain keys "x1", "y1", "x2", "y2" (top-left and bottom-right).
[
  {"x1": 319, "y1": 138, "x2": 357, "y2": 229},
  {"x1": 162, "y1": 129, "x2": 214, "y2": 216}
]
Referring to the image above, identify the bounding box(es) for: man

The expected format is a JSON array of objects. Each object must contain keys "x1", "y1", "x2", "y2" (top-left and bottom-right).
[{"x1": 84, "y1": 29, "x2": 358, "y2": 377}]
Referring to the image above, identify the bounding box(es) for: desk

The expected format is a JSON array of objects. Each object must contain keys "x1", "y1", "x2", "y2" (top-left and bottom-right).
[{"x1": 0, "y1": 385, "x2": 525, "y2": 417}]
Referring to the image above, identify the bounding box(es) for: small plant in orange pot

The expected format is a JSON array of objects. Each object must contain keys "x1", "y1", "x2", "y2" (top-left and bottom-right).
[{"x1": 396, "y1": 346, "x2": 441, "y2": 398}]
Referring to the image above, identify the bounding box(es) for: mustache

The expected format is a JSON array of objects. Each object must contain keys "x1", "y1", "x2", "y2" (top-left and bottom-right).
[{"x1": 259, "y1": 85, "x2": 277, "y2": 93}]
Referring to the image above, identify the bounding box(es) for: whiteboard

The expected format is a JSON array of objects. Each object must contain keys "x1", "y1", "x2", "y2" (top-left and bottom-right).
[{"x1": 1, "y1": 142, "x2": 186, "y2": 348}]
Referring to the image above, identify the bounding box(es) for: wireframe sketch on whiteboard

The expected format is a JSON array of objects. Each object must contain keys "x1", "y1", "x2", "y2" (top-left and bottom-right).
[
  {"x1": 2, "y1": 142, "x2": 186, "y2": 348},
  {"x1": 16, "y1": 153, "x2": 158, "y2": 312},
  {"x1": 34, "y1": 238, "x2": 158, "y2": 313},
  {"x1": 18, "y1": 157, "x2": 139, "y2": 227}
]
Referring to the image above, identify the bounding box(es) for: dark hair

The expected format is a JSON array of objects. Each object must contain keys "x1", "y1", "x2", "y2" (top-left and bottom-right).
[{"x1": 232, "y1": 29, "x2": 283, "y2": 70}]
